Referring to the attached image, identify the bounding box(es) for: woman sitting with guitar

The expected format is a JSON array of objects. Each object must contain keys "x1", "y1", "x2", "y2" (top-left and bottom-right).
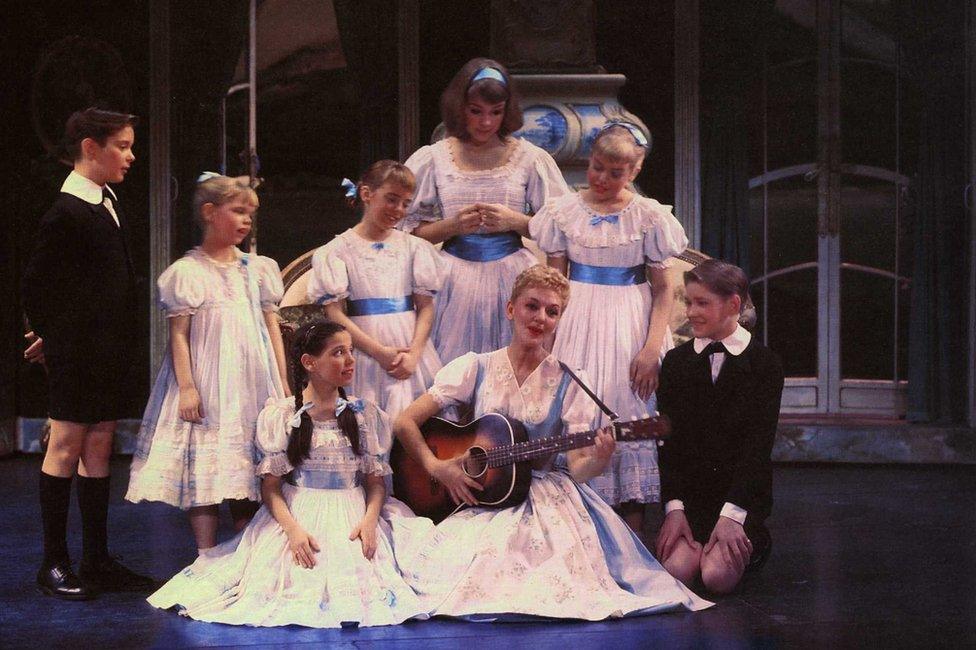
[{"x1": 391, "y1": 266, "x2": 711, "y2": 620}]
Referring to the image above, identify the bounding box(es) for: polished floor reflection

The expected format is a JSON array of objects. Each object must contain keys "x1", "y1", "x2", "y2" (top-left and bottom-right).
[{"x1": 1, "y1": 456, "x2": 972, "y2": 648}]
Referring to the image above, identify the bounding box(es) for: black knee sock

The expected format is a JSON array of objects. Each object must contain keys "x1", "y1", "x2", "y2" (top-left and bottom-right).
[
  {"x1": 39, "y1": 472, "x2": 73, "y2": 567},
  {"x1": 76, "y1": 475, "x2": 110, "y2": 564}
]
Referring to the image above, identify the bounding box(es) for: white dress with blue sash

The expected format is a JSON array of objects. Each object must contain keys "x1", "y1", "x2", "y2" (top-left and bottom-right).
[
  {"x1": 530, "y1": 194, "x2": 689, "y2": 505},
  {"x1": 403, "y1": 138, "x2": 569, "y2": 365},
  {"x1": 127, "y1": 247, "x2": 285, "y2": 509},
  {"x1": 146, "y1": 396, "x2": 429, "y2": 628},
  {"x1": 308, "y1": 229, "x2": 446, "y2": 418},
  {"x1": 387, "y1": 350, "x2": 711, "y2": 620}
]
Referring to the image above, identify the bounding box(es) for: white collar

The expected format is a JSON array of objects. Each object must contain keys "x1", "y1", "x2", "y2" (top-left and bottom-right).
[
  {"x1": 61, "y1": 170, "x2": 117, "y2": 205},
  {"x1": 693, "y1": 324, "x2": 752, "y2": 356}
]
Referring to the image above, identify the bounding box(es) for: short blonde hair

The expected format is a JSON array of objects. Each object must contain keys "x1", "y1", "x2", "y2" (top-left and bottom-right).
[
  {"x1": 591, "y1": 125, "x2": 646, "y2": 168},
  {"x1": 511, "y1": 265, "x2": 570, "y2": 306},
  {"x1": 193, "y1": 174, "x2": 258, "y2": 225}
]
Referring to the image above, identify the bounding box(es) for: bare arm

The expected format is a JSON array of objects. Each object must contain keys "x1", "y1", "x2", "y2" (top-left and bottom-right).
[
  {"x1": 349, "y1": 473, "x2": 386, "y2": 559},
  {"x1": 262, "y1": 473, "x2": 321, "y2": 568},
  {"x1": 263, "y1": 311, "x2": 291, "y2": 396},
  {"x1": 630, "y1": 266, "x2": 675, "y2": 401},
  {"x1": 323, "y1": 302, "x2": 399, "y2": 369},
  {"x1": 546, "y1": 255, "x2": 568, "y2": 276},
  {"x1": 409, "y1": 294, "x2": 435, "y2": 354},
  {"x1": 170, "y1": 315, "x2": 203, "y2": 422}
]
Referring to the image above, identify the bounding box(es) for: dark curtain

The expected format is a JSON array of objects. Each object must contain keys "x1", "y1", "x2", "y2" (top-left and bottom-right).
[
  {"x1": 698, "y1": 0, "x2": 767, "y2": 268},
  {"x1": 333, "y1": 0, "x2": 399, "y2": 167},
  {"x1": 905, "y1": 1, "x2": 970, "y2": 423}
]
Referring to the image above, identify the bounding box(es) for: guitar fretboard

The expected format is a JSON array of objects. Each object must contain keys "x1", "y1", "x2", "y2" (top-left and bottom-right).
[{"x1": 485, "y1": 425, "x2": 647, "y2": 468}]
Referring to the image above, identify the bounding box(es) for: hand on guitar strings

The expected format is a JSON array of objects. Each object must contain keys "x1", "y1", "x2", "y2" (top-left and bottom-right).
[{"x1": 429, "y1": 455, "x2": 482, "y2": 506}]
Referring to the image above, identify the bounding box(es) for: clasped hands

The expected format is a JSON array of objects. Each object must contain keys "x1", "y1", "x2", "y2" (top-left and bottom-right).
[{"x1": 455, "y1": 203, "x2": 519, "y2": 235}]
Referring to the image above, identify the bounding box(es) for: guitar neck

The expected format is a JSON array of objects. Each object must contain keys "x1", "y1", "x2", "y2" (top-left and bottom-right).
[{"x1": 484, "y1": 418, "x2": 665, "y2": 468}]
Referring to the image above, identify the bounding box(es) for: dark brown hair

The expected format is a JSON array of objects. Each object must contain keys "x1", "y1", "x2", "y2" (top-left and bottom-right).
[
  {"x1": 62, "y1": 107, "x2": 139, "y2": 162},
  {"x1": 346, "y1": 160, "x2": 416, "y2": 209},
  {"x1": 440, "y1": 58, "x2": 523, "y2": 140},
  {"x1": 287, "y1": 321, "x2": 361, "y2": 467},
  {"x1": 684, "y1": 259, "x2": 757, "y2": 330}
]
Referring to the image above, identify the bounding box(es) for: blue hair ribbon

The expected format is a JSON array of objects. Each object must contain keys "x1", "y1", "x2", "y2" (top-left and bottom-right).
[
  {"x1": 336, "y1": 397, "x2": 364, "y2": 417},
  {"x1": 196, "y1": 171, "x2": 223, "y2": 184},
  {"x1": 598, "y1": 121, "x2": 649, "y2": 148},
  {"x1": 341, "y1": 178, "x2": 358, "y2": 199},
  {"x1": 470, "y1": 66, "x2": 507, "y2": 87},
  {"x1": 288, "y1": 402, "x2": 315, "y2": 429}
]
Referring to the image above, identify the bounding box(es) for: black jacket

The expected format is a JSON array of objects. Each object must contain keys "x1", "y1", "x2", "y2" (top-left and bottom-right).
[
  {"x1": 657, "y1": 337, "x2": 784, "y2": 523},
  {"x1": 23, "y1": 192, "x2": 138, "y2": 360}
]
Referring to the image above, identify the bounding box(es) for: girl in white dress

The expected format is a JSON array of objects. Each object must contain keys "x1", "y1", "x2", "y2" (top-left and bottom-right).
[
  {"x1": 126, "y1": 173, "x2": 289, "y2": 554},
  {"x1": 529, "y1": 123, "x2": 688, "y2": 541},
  {"x1": 391, "y1": 266, "x2": 710, "y2": 620},
  {"x1": 308, "y1": 161, "x2": 446, "y2": 419},
  {"x1": 403, "y1": 57, "x2": 569, "y2": 364},
  {"x1": 147, "y1": 321, "x2": 428, "y2": 628}
]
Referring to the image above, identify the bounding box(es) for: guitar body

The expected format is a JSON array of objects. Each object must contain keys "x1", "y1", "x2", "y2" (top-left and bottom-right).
[{"x1": 391, "y1": 414, "x2": 532, "y2": 523}]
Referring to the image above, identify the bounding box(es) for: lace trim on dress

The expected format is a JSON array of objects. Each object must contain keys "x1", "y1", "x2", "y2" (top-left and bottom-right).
[
  {"x1": 256, "y1": 451, "x2": 294, "y2": 477},
  {"x1": 437, "y1": 137, "x2": 530, "y2": 180},
  {"x1": 551, "y1": 194, "x2": 676, "y2": 249}
]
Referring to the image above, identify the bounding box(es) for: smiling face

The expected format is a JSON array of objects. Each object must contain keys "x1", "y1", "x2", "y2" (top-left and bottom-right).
[
  {"x1": 684, "y1": 281, "x2": 741, "y2": 341},
  {"x1": 506, "y1": 286, "x2": 564, "y2": 347},
  {"x1": 586, "y1": 152, "x2": 637, "y2": 201},
  {"x1": 202, "y1": 194, "x2": 256, "y2": 247},
  {"x1": 85, "y1": 125, "x2": 135, "y2": 185},
  {"x1": 464, "y1": 97, "x2": 506, "y2": 144},
  {"x1": 361, "y1": 180, "x2": 413, "y2": 231},
  {"x1": 303, "y1": 331, "x2": 355, "y2": 388}
]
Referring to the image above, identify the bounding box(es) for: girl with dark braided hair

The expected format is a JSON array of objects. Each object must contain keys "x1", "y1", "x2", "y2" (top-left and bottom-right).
[{"x1": 145, "y1": 322, "x2": 428, "y2": 628}]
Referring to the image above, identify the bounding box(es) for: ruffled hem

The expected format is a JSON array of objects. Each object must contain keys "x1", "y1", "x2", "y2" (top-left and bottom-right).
[
  {"x1": 163, "y1": 308, "x2": 197, "y2": 317},
  {"x1": 587, "y1": 440, "x2": 662, "y2": 505}
]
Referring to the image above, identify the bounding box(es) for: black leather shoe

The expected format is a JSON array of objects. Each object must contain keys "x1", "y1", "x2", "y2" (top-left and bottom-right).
[
  {"x1": 37, "y1": 562, "x2": 97, "y2": 600},
  {"x1": 746, "y1": 526, "x2": 772, "y2": 572},
  {"x1": 79, "y1": 556, "x2": 156, "y2": 592}
]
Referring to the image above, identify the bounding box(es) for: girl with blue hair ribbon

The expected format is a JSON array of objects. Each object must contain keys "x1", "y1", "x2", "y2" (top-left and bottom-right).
[
  {"x1": 126, "y1": 173, "x2": 290, "y2": 555},
  {"x1": 402, "y1": 57, "x2": 570, "y2": 365},
  {"x1": 529, "y1": 123, "x2": 688, "y2": 542},
  {"x1": 307, "y1": 161, "x2": 446, "y2": 420}
]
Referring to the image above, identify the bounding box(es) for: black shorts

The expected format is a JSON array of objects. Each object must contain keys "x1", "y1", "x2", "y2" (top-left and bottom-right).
[{"x1": 45, "y1": 350, "x2": 129, "y2": 424}]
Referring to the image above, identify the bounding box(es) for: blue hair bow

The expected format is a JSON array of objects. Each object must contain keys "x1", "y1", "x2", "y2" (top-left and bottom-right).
[
  {"x1": 196, "y1": 171, "x2": 223, "y2": 184},
  {"x1": 341, "y1": 178, "x2": 358, "y2": 199},
  {"x1": 598, "y1": 121, "x2": 649, "y2": 148},
  {"x1": 287, "y1": 402, "x2": 315, "y2": 429},
  {"x1": 470, "y1": 66, "x2": 506, "y2": 87},
  {"x1": 336, "y1": 397, "x2": 364, "y2": 417}
]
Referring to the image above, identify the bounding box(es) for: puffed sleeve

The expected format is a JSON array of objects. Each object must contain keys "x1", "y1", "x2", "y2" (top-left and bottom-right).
[
  {"x1": 402, "y1": 145, "x2": 441, "y2": 233},
  {"x1": 306, "y1": 239, "x2": 349, "y2": 305},
  {"x1": 642, "y1": 200, "x2": 689, "y2": 267},
  {"x1": 409, "y1": 235, "x2": 447, "y2": 296},
  {"x1": 560, "y1": 367, "x2": 601, "y2": 434},
  {"x1": 427, "y1": 352, "x2": 481, "y2": 409},
  {"x1": 525, "y1": 145, "x2": 571, "y2": 213},
  {"x1": 157, "y1": 258, "x2": 207, "y2": 317},
  {"x1": 528, "y1": 198, "x2": 568, "y2": 256},
  {"x1": 253, "y1": 255, "x2": 284, "y2": 312},
  {"x1": 356, "y1": 399, "x2": 393, "y2": 477},
  {"x1": 255, "y1": 397, "x2": 297, "y2": 476}
]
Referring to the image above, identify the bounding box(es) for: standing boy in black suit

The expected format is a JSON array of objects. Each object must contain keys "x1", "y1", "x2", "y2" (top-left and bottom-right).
[
  {"x1": 654, "y1": 259, "x2": 784, "y2": 595},
  {"x1": 23, "y1": 107, "x2": 154, "y2": 599}
]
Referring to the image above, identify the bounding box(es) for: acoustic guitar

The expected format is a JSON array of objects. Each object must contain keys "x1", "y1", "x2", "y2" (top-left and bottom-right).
[{"x1": 391, "y1": 413, "x2": 670, "y2": 523}]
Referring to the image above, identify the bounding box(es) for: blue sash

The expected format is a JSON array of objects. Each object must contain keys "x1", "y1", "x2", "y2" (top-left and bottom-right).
[
  {"x1": 288, "y1": 469, "x2": 361, "y2": 490},
  {"x1": 442, "y1": 232, "x2": 523, "y2": 262},
  {"x1": 569, "y1": 262, "x2": 647, "y2": 286},
  {"x1": 346, "y1": 296, "x2": 414, "y2": 317}
]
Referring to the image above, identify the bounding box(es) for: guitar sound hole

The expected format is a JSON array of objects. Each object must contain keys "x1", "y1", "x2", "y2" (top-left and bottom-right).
[{"x1": 462, "y1": 447, "x2": 489, "y2": 478}]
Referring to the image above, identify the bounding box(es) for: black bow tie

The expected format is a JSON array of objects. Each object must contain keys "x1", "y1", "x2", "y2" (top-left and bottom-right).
[{"x1": 702, "y1": 341, "x2": 728, "y2": 356}]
